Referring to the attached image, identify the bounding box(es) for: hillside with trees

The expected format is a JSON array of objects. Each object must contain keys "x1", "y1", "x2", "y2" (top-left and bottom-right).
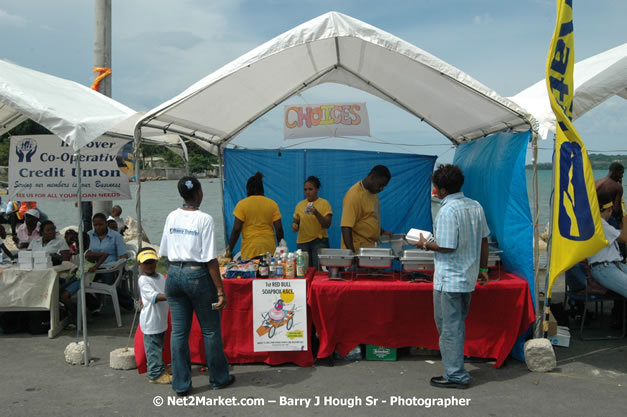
[{"x1": 528, "y1": 153, "x2": 627, "y2": 170}]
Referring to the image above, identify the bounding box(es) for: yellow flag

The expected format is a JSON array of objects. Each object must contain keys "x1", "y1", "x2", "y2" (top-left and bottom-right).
[{"x1": 546, "y1": 0, "x2": 607, "y2": 296}]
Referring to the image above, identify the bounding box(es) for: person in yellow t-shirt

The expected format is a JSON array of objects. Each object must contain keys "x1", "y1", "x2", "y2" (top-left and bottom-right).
[
  {"x1": 292, "y1": 176, "x2": 333, "y2": 270},
  {"x1": 226, "y1": 172, "x2": 284, "y2": 259},
  {"x1": 341, "y1": 165, "x2": 393, "y2": 252}
]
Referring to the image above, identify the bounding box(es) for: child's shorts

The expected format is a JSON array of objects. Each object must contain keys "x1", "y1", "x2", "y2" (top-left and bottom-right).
[{"x1": 60, "y1": 277, "x2": 81, "y2": 296}]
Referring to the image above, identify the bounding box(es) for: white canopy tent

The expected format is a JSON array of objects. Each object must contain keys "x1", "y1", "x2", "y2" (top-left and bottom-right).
[
  {"x1": 133, "y1": 11, "x2": 540, "y2": 281},
  {"x1": 510, "y1": 42, "x2": 627, "y2": 140},
  {"x1": 134, "y1": 11, "x2": 533, "y2": 151},
  {"x1": 0, "y1": 59, "x2": 138, "y2": 366},
  {"x1": 0, "y1": 59, "x2": 134, "y2": 150}
]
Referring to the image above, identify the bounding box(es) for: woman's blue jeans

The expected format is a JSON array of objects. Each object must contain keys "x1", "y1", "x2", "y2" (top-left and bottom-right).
[
  {"x1": 165, "y1": 263, "x2": 230, "y2": 393},
  {"x1": 590, "y1": 261, "x2": 627, "y2": 298}
]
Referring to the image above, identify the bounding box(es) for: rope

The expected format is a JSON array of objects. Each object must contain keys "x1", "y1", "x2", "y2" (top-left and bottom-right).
[{"x1": 91, "y1": 67, "x2": 112, "y2": 91}]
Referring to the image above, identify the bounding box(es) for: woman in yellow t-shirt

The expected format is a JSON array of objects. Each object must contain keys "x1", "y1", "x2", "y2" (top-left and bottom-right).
[
  {"x1": 292, "y1": 176, "x2": 333, "y2": 270},
  {"x1": 226, "y1": 172, "x2": 284, "y2": 260}
]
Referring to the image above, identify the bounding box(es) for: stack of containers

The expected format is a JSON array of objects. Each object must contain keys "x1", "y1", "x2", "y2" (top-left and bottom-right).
[
  {"x1": 32, "y1": 251, "x2": 52, "y2": 270},
  {"x1": 18, "y1": 251, "x2": 33, "y2": 271}
]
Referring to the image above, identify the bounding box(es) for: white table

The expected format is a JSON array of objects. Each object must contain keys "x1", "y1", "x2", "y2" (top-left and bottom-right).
[{"x1": 0, "y1": 262, "x2": 75, "y2": 338}]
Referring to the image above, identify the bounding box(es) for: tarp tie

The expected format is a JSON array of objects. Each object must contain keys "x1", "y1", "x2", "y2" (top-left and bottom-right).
[{"x1": 91, "y1": 67, "x2": 112, "y2": 91}]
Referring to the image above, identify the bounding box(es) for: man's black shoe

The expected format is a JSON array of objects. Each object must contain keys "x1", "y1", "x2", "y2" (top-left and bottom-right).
[
  {"x1": 430, "y1": 376, "x2": 469, "y2": 389},
  {"x1": 176, "y1": 389, "x2": 191, "y2": 397},
  {"x1": 212, "y1": 375, "x2": 236, "y2": 390}
]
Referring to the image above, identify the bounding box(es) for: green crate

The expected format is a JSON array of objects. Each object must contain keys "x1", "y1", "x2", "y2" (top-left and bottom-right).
[{"x1": 365, "y1": 345, "x2": 397, "y2": 361}]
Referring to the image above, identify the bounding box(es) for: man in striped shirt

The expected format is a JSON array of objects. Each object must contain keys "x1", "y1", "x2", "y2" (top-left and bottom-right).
[{"x1": 415, "y1": 164, "x2": 489, "y2": 389}]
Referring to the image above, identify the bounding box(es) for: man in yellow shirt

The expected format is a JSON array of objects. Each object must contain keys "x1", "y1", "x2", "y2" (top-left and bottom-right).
[{"x1": 341, "y1": 165, "x2": 392, "y2": 252}]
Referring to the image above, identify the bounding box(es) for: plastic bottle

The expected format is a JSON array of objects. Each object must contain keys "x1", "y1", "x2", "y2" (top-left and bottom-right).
[
  {"x1": 269, "y1": 257, "x2": 276, "y2": 278},
  {"x1": 296, "y1": 249, "x2": 305, "y2": 278},
  {"x1": 275, "y1": 258, "x2": 284, "y2": 278},
  {"x1": 285, "y1": 253, "x2": 296, "y2": 279}
]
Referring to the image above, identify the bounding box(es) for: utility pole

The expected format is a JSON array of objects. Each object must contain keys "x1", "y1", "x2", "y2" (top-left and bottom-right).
[{"x1": 92, "y1": 0, "x2": 113, "y2": 216}]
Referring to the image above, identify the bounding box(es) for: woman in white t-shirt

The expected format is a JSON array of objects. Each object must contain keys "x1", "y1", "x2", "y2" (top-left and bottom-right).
[
  {"x1": 28, "y1": 220, "x2": 71, "y2": 261},
  {"x1": 159, "y1": 176, "x2": 234, "y2": 396}
]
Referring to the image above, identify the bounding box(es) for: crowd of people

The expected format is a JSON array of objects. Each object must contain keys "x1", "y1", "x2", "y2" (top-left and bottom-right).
[{"x1": 2, "y1": 161, "x2": 623, "y2": 394}]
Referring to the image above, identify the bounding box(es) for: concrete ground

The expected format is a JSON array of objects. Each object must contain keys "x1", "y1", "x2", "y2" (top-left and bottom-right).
[{"x1": 1, "y1": 299, "x2": 626, "y2": 417}]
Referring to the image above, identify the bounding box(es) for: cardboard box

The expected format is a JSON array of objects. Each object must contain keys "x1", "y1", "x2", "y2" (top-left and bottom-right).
[
  {"x1": 548, "y1": 326, "x2": 571, "y2": 348},
  {"x1": 536, "y1": 310, "x2": 558, "y2": 336},
  {"x1": 18, "y1": 251, "x2": 33, "y2": 260},
  {"x1": 365, "y1": 345, "x2": 397, "y2": 361}
]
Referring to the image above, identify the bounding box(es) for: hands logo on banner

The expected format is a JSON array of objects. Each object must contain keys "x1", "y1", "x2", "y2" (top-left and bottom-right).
[{"x1": 16, "y1": 137, "x2": 38, "y2": 162}]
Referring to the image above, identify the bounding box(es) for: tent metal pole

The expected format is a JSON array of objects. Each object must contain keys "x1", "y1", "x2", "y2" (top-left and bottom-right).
[
  {"x1": 218, "y1": 147, "x2": 227, "y2": 250},
  {"x1": 532, "y1": 131, "x2": 540, "y2": 317},
  {"x1": 75, "y1": 149, "x2": 90, "y2": 365},
  {"x1": 537, "y1": 133, "x2": 557, "y2": 338},
  {"x1": 133, "y1": 125, "x2": 143, "y2": 294}
]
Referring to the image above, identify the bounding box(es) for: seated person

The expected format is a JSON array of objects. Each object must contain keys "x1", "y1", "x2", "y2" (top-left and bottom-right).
[
  {"x1": 13, "y1": 209, "x2": 41, "y2": 249},
  {"x1": 587, "y1": 193, "x2": 627, "y2": 298},
  {"x1": 111, "y1": 205, "x2": 127, "y2": 235},
  {"x1": 107, "y1": 216, "x2": 119, "y2": 232},
  {"x1": 64, "y1": 229, "x2": 79, "y2": 259},
  {"x1": 0, "y1": 226, "x2": 16, "y2": 261},
  {"x1": 87, "y1": 212, "x2": 134, "y2": 311},
  {"x1": 59, "y1": 232, "x2": 108, "y2": 325},
  {"x1": 4, "y1": 200, "x2": 22, "y2": 235},
  {"x1": 28, "y1": 220, "x2": 71, "y2": 262}
]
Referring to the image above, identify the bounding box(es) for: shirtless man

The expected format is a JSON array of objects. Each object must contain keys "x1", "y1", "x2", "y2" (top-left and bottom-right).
[{"x1": 596, "y1": 162, "x2": 624, "y2": 228}]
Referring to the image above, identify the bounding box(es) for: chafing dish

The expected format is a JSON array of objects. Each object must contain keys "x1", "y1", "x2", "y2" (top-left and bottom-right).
[
  {"x1": 318, "y1": 248, "x2": 354, "y2": 278},
  {"x1": 357, "y1": 248, "x2": 394, "y2": 268},
  {"x1": 399, "y1": 249, "x2": 434, "y2": 271}
]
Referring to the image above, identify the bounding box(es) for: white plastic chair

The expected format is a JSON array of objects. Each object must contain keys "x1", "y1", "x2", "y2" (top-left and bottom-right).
[{"x1": 85, "y1": 258, "x2": 127, "y2": 327}]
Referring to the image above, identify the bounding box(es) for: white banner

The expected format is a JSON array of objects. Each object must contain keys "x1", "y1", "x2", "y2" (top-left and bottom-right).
[
  {"x1": 284, "y1": 102, "x2": 370, "y2": 139},
  {"x1": 8, "y1": 135, "x2": 133, "y2": 201},
  {"x1": 253, "y1": 279, "x2": 307, "y2": 352}
]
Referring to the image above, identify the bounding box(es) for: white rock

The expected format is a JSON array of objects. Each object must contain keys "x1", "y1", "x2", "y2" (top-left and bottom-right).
[
  {"x1": 110, "y1": 347, "x2": 137, "y2": 370},
  {"x1": 64, "y1": 342, "x2": 86, "y2": 365},
  {"x1": 524, "y1": 338, "x2": 556, "y2": 372}
]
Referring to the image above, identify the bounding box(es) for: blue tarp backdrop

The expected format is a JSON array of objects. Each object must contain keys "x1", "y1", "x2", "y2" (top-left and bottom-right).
[
  {"x1": 454, "y1": 130, "x2": 534, "y2": 361},
  {"x1": 224, "y1": 149, "x2": 437, "y2": 254}
]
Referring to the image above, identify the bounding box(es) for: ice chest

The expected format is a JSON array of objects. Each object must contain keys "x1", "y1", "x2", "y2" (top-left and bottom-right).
[{"x1": 365, "y1": 345, "x2": 397, "y2": 361}]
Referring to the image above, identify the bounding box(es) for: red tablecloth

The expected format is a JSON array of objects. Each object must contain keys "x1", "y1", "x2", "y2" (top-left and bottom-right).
[
  {"x1": 308, "y1": 269, "x2": 534, "y2": 368},
  {"x1": 135, "y1": 268, "x2": 316, "y2": 373}
]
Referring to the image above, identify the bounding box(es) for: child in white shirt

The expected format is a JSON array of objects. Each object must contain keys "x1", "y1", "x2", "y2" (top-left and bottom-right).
[{"x1": 137, "y1": 247, "x2": 171, "y2": 384}]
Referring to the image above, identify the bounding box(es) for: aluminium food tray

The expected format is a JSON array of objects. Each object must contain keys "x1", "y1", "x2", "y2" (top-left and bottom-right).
[{"x1": 357, "y1": 248, "x2": 394, "y2": 268}]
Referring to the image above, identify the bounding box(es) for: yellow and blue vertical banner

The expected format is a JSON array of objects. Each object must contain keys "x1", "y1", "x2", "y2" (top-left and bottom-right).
[{"x1": 546, "y1": 0, "x2": 607, "y2": 296}]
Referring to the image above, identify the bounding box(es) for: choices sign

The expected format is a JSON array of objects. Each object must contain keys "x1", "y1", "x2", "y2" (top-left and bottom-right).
[
  {"x1": 9, "y1": 135, "x2": 133, "y2": 201},
  {"x1": 284, "y1": 103, "x2": 370, "y2": 139}
]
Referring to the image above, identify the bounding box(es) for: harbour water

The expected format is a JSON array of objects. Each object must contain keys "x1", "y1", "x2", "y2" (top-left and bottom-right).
[{"x1": 32, "y1": 169, "x2": 625, "y2": 254}]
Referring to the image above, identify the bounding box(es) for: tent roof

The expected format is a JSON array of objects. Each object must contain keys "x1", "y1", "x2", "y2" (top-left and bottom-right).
[
  {"x1": 0, "y1": 59, "x2": 135, "y2": 150},
  {"x1": 510, "y1": 43, "x2": 627, "y2": 139},
  {"x1": 136, "y1": 11, "x2": 532, "y2": 150}
]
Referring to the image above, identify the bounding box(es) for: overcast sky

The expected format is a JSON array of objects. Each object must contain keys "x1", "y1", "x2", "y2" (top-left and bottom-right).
[{"x1": 1, "y1": 0, "x2": 625, "y2": 163}]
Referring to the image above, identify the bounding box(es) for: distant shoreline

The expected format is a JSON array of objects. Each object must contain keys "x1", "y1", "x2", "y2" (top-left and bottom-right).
[{"x1": 526, "y1": 153, "x2": 627, "y2": 170}]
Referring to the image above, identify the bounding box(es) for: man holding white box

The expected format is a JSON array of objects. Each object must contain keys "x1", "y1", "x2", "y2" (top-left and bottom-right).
[{"x1": 414, "y1": 164, "x2": 489, "y2": 390}]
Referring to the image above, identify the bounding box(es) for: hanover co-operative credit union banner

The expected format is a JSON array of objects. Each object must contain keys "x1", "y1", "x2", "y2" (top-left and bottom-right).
[{"x1": 8, "y1": 135, "x2": 133, "y2": 201}]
